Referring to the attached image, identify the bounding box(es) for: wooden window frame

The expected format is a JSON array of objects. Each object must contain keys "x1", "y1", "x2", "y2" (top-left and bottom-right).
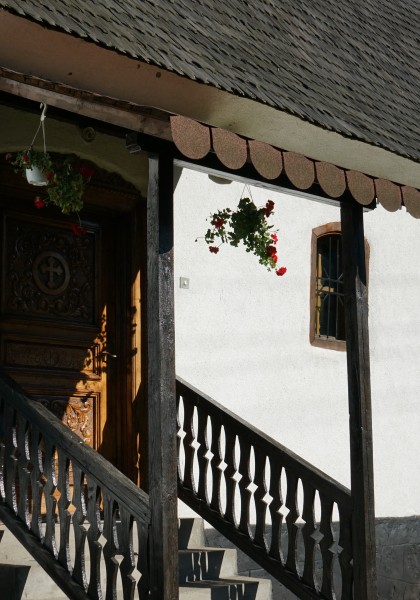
[{"x1": 309, "y1": 222, "x2": 369, "y2": 352}]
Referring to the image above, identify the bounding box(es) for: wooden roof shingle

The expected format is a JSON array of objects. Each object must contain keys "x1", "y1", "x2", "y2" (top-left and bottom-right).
[{"x1": 2, "y1": 0, "x2": 420, "y2": 162}]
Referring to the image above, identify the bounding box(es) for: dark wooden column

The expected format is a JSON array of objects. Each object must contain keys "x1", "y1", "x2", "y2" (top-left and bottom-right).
[
  {"x1": 147, "y1": 152, "x2": 178, "y2": 600},
  {"x1": 340, "y1": 200, "x2": 377, "y2": 599}
]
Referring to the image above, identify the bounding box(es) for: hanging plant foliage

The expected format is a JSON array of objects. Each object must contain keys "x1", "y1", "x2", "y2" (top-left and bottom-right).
[
  {"x1": 204, "y1": 196, "x2": 287, "y2": 276},
  {"x1": 7, "y1": 148, "x2": 94, "y2": 215}
]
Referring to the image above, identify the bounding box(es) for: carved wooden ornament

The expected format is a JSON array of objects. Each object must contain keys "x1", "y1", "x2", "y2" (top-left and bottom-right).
[
  {"x1": 168, "y1": 117, "x2": 420, "y2": 219},
  {"x1": 211, "y1": 128, "x2": 248, "y2": 170},
  {"x1": 402, "y1": 186, "x2": 420, "y2": 218},
  {"x1": 170, "y1": 116, "x2": 211, "y2": 159},
  {"x1": 283, "y1": 151, "x2": 315, "y2": 189},
  {"x1": 248, "y1": 140, "x2": 283, "y2": 180},
  {"x1": 346, "y1": 171, "x2": 375, "y2": 206},
  {"x1": 316, "y1": 162, "x2": 346, "y2": 198},
  {"x1": 375, "y1": 178, "x2": 401, "y2": 212}
]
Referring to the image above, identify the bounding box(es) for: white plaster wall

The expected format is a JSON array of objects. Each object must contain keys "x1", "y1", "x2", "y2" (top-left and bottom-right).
[
  {"x1": 364, "y1": 205, "x2": 420, "y2": 517},
  {"x1": 174, "y1": 167, "x2": 420, "y2": 519}
]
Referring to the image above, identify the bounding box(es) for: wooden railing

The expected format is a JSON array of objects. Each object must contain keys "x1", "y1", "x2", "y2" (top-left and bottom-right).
[
  {"x1": 177, "y1": 377, "x2": 354, "y2": 600},
  {"x1": 0, "y1": 370, "x2": 151, "y2": 600}
]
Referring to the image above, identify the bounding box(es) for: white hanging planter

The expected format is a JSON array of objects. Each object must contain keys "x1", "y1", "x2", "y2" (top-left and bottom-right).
[{"x1": 25, "y1": 166, "x2": 48, "y2": 186}]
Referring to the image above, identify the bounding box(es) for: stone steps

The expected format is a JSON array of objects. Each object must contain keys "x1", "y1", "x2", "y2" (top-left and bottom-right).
[
  {"x1": 179, "y1": 518, "x2": 272, "y2": 600},
  {"x1": 0, "y1": 517, "x2": 272, "y2": 599}
]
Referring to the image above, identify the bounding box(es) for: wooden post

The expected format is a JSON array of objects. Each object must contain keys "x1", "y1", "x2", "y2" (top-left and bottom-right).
[
  {"x1": 147, "y1": 152, "x2": 178, "y2": 600},
  {"x1": 340, "y1": 200, "x2": 377, "y2": 599}
]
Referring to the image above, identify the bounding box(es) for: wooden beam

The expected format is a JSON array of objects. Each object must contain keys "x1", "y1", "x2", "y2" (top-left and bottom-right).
[
  {"x1": 340, "y1": 200, "x2": 377, "y2": 599},
  {"x1": 146, "y1": 153, "x2": 179, "y2": 599},
  {"x1": 0, "y1": 69, "x2": 172, "y2": 139}
]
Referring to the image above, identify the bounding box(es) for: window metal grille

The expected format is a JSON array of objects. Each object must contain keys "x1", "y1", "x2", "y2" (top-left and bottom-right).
[{"x1": 315, "y1": 233, "x2": 345, "y2": 341}]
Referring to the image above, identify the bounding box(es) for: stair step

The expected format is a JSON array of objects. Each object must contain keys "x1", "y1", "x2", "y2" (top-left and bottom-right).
[
  {"x1": 180, "y1": 575, "x2": 272, "y2": 600},
  {"x1": 178, "y1": 517, "x2": 205, "y2": 549},
  {"x1": 0, "y1": 518, "x2": 272, "y2": 599},
  {"x1": 179, "y1": 547, "x2": 238, "y2": 582}
]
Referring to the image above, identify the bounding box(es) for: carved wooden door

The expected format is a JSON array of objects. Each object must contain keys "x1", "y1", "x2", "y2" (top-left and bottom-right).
[{"x1": 0, "y1": 207, "x2": 127, "y2": 471}]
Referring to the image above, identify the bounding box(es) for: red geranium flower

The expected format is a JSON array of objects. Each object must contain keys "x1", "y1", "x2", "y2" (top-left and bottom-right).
[
  {"x1": 272, "y1": 255, "x2": 278, "y2": 264},
  {"x1": 71, "y1": 223, "x2": 87, "y2": 237},
  {"x1": 271, "y1": 233, "x2": 278, "y2": 243},
  {"x1": 79, "y1": 166, "x2": 95, "y2": 181},
  {"x1": 46, "y1": 171, "x2": 54, "y2": 181},
  {"x1": 209, "y1": 246, "x2": 219, "y2": 254},
  {"x1": 212, "y1": 217, "x2": 225, "y2": 229},
  {"x1": 34, "y1": 197, "x2": 45, "y2": 209},
  {"x1": 276, "y1": 267, "x2": 287, "y2": 276},
  {"x1": 264, "y1": 200, "x2": 275, "y2": 216},
  {"x1": 267, "y1": 245, "x2": 277, "y2": 257},
  {"x1": 22, "y1": 153, "x2": 29, "y2": 164}
]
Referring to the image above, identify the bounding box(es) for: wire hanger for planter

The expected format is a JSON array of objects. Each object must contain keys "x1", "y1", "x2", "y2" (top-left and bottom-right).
[{"x1": 7, "y1": 102, "x2": 94, "y2": 219}]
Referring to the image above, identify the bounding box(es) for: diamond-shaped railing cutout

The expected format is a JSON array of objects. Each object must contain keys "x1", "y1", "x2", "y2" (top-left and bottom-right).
[
  {"x1": 204, "y1": 449, "x2": 214, "y2": 462},
  {"x1": 68, "y1": 498, "x2": 77, "y2": 517},
  {"x1": 262, "y1": 491, "x2": 273, "y2": 506},
  {"x1": 218, "y1": 459, "x2": 227, "y2": 473},
  {"x1": 328, "y1": 539, "x2": 343, "y2": 555},
  {"x1": 81, "y1": 520, "x2": 91, "y2": 533},
  {"x1": 278, "y1": 504, "x2": 290, "y2": 519},
  {"x1": 177, "y1": 428, "x2": 186, "y2": 442},
  {"x1": 246, "y1": 481, "x2": 258, "y2": 495},
  {"x1": 191, "y1": 439, "x2": 200, "y2": 451},
  {"x1": 114, "y1": 553, "x2": 124, "y2": 566},
  {"x1": 310, "y1": 528, "x2": 324, "y2": 544},
  {"x1": 98, "y1": 533, "x2": 107, "y2": 549},
  {"x1": 232, "y1": 470, "x2": 242, "y2": 483},
  {"x1": 131, "y1": 565, "x2": 142, "y2": 586}
]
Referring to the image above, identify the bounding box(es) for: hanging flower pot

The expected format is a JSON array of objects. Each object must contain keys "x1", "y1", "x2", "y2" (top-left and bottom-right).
[
  {"x1": 203, "y1": 196, "x2": 287, "y2": 276},
  {"x1": 6, "y1": 149, "x2": 94, "y2": 215},
  {"x1": 25, "y1": 165, "x2": 48, "y2": 186},
  {"x1": 5, "y1": 104, "x2": 94, "y2": 217}
]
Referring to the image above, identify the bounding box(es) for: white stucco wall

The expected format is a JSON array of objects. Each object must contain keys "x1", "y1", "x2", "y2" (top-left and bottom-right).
[{"x1": 174, "y1": 167, "x2": 420, "y2": 519}]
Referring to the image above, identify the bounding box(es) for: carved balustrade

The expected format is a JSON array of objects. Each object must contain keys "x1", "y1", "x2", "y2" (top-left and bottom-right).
[
  {"x1": 177, "y1": 377, "x2": 354, "y2": 600},
  {"x1": 0, "y1": 370, "x2": 150, "y2": 600}
]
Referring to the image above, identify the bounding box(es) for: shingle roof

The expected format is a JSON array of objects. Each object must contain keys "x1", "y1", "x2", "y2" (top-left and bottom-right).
[{"x1": 2, "y1": 0, "x2": 420, "y2": 162}]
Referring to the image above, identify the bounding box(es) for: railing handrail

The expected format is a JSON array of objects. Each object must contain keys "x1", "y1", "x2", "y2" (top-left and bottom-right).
[
  {"x1": 0, "y1": 368, "x2": 150, "y2": 524},
  {"x1": 177, "y1": 376, "x2": 351, "y2": 508}
]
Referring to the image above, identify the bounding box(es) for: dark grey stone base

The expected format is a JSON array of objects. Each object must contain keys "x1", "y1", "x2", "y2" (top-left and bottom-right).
[{"x1": 204, "y1": 516, "x2": 420, "y2": 599}]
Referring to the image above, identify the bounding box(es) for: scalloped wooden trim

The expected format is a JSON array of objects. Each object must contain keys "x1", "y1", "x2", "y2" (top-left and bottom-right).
[
  {"x1": 316, "y1": 162, "x2": 346, "y2": 198},
  {"x1": 283, "y1": 152, "x2": 315, "y2": 190},
  {"x1": 375, "y1": 178, "x2": 401, "y2": 212},
  {"x1": 248, "y1": 140, "x2": 283, "y2": 180},
  {"x1": 346, "y1": 171, "x2": 375, "y2": 206},
  {"x1": 402, "y1": 186, "x2": 420, "y2": 218},
  {"x1": 212, "y1": 128, "x2": 247, "y2": 170},
  {"x1": 171, "y1": 116, "x2": 211, "y2": 159}
]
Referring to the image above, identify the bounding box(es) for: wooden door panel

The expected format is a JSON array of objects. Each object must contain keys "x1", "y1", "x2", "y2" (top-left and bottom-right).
[
  {"x1": 2, "y1": 212, "x2": 98, "y2": 325},
  {"x1": 0, "y1": 209, "x2": 109, "y2": 458}
]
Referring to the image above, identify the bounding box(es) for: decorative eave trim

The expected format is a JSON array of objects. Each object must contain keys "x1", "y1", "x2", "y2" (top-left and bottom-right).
[
  {"x1": 170, "y1": 116, "x2": 420, "y2": 218},
  {"x1": 1, "y1": 68, "x2": 419, "y2": 218}
]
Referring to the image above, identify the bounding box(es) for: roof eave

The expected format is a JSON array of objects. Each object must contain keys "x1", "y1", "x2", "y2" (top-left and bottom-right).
[{"x1": 1, "y1": 9, "x2": 420, "y2": 190}]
